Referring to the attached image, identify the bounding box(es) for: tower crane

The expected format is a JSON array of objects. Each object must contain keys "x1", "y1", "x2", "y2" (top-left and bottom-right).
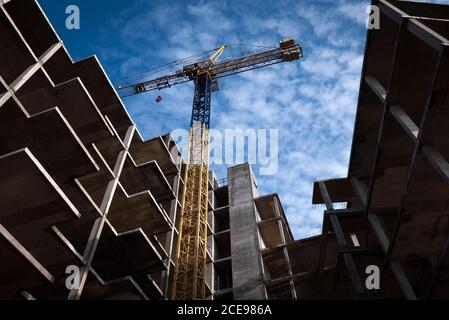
[{"x1": 116, "y1": 38, "x2": 302, "y2": 300}]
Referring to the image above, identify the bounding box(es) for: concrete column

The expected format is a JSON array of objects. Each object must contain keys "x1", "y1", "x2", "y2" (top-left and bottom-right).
[
  {"x1": 274, "y1": 196, "x2": 297, "y2": 300},
  {"x1": 228, "y1": 163, "x2": 267, "y2": 300},
  {"x1": 207, "y1": 187, "x2": 215, "y2": 293},
  {"x1": 162, "y1": 173, "x2": 181, "y2": 297}
]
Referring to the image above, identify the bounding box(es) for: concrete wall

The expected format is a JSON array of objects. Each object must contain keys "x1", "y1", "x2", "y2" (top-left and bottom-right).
[{"x1": 228, "y1": 164, "x2": 267, "y2": 299}]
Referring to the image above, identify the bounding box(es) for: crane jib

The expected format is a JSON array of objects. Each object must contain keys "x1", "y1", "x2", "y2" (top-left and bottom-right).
[{"x1": 116, "y1": 40, "x2": 302, "y2": 98}]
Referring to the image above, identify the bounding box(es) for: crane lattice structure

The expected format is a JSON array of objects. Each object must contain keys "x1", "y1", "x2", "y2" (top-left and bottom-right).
[{"x1": 116, "y1": 38, "x2": 302, "y2": 300}]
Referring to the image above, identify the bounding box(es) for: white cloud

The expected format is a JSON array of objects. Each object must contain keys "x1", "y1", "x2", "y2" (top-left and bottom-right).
[
  {"x1": 106, "y1": 0, "x2": 373, "y2": 239},
  {"x1": 337, "y1": 2, "x2": 369, "y2": 25}
]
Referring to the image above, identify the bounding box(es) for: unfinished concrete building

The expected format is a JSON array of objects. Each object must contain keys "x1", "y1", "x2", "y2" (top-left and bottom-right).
[
  {"x1": 208, "y1": 0, "x2": 449, "y2": 300},
  {"x1": 285, "y1": 0, "x2": 449, "y2": 299},
  {"x1": 0, "y1": 0, "x2": 300, "y2": 300},
  {"x1": 3, "y1": 0, "x2": 449, "y2": 301},
  {"x1": 0, "y1": 0, "x2": 188, "y2": 299},
  {"x1": 208, "y1": 163, "x2": 297, "y2": 300},
  {"x1": 210, "y1": 0, "x2": 449, "y2": 301}
]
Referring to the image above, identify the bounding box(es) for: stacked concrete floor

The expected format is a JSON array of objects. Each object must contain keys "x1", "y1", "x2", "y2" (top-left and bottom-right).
[
  {"x1": 207, "y1": 0, "x2": 449, "y2": 301},
  {"x1": 209, "y1": 164, "x2": 297, "y2": 300},
  {"x1": 0, "y1": 0, "x2": 300, "y2": 300},
  {"x1": 0, "y1": 0, "x2": 192, "y2": 299},
  {"x1": 284, "y1": 0, "x2": 449, "y2": 299},
  {"x1": 211, "y1": 0, "x2": 449, "y2": 300},
  {"x1": 3, "y1": 0, "x2": 449, "y2": 301}
]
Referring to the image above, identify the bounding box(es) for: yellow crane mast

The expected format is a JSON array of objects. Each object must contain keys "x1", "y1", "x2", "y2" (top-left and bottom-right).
[{"x1": 116, "y1": 38, "x2": 302, "y2": 299}]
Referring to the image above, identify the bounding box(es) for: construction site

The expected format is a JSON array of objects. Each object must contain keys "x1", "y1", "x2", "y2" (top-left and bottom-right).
[{"x1": 2, "y1": 0, "x2": 449, "y2": 301}]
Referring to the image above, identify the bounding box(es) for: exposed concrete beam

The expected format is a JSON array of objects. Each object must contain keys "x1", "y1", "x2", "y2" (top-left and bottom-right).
[
  {"x1": 362, "y1": 17, "x2": 407, "y2": 218},
  {"x1": 331, "y1": 253, "x2": 341, "y2": 293},
  {"x1": 8, "y1": 42, "x2": 61, "y2": 93},
  {"x1": 379, "y1": 0, "x2": 449, "y2": 48},
  {"x1": 422, "y1": 145, "x2": 449, "y2": 185},
  {"x1": 102, "y1": 276, "x2": 150, "y2": 300},
  {"x1": 407, "y1": 18, "x2": 449, "y2": 50},
  {"x1": 0, "y1": 224, "x2": 55, "y2": 284},
  {"x1": 10, "y1": 62, "x2": 40, "y2": 92},
  {"x1": 328, "y1": 214, "x2": 365, "y2": 295},
  {"x1": 318, "y1": 181, "x2": 334, "y2": 210},
  {"x1": 257, "y1": 216, "x2": 281, "y2": 224},
  {"x1": 324, "y1": 208, "x2": 364, "y2": 216},
  {"x1": 329, "y1": 210, "x2": 365, "y2": 294},
  {"x1": 365, "y1": 76, "x2": 386, "y2": 103},
  {"x1": 0, "y1": 90, "x2": 12, "y2": 107},
  {"x1": 329, "y1": 214, "x2": 347, "y2": 246},
  {"x1": 0, "y1": 1, "x2": 190, "y2": 300},
  {"x1": 338, "y1": 246, "x2": 383, "y2": 255},
  {"x1": 386, "y1": 43, "x2": 448, "y2": 261},
  {"x1": 0, "y1": 4, "x2": 39, "y2": 63},
  {"x1": 389, "y1": 105, "x2": 419, "y2": 140},
  {"x1": 0, "y1": 147, "x2": 81, "y2": 216},
  {"x1": 52, "y1": 225, "x2": 152, "y2": 300},
  {"x1": 39, "y1": 42, "x2": 62, "y2": 65},
  {"x1": 266, "y1": 269, "x2": 331, "y2": 285},
  {"x1": 52, "y1": 225, "x2": 85, "y2": 262},
  {"x1": 342, "y1": 253, "x2": 365, "y2": 294},
  {"x1": 68, "y1": 125, "x2": 136, "y2": 300},
  {"x1": 318, "y1": 216, "x2": 329, "y2": 273},
  {"x1": 260, "y1": 242, "x2": 288, "y2": 253},
  {"x1": 367, "y1": 213, "x2": 390, "y2": 253},
  {"x1": 20, "y1": 291, "x2": 36, "y2": 300},
  {"x1": 390, "y1": 261, "x2": 417, "y2": 300},
  {"x1": 274, "y1": 195, "x2": 297, "y2": 300},
  {"x1": 312, "y1": 178, "x2": 356, "y2": 205},
  {"x1": 425, "y1": 228, "x2": 449, "y2": 298},
  {"x1": 317, "y1": 181, "x2": 333, "y2": 276},
  {"x1": 350, "y1": 177, "x2": 368, "y2": 207},
  {"x1": 378, "y1": 0, "x2": 406, "y2": 24}
]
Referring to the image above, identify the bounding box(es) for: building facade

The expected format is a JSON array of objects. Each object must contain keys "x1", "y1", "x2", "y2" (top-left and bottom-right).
[
  {"x1": 2, "y1": 0, "x2": 449, "y2": 301},
  {"x1": 0, "y1": 0, "x2": 298, "y2": 300},
  {"x1": 295, "y1": 0, "x2": 449, "y2": 299},
  {"x1": 208, "y1": 164, "x2": 297, "y2": 300},
  {"x1": 211, "y1": 0, "x2": 449, "y2": 300}
]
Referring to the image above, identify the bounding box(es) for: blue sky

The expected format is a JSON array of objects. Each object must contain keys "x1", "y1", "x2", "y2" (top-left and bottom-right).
[{"x1": 40, "y1": 0, "x2": 449, "y2": 239}]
